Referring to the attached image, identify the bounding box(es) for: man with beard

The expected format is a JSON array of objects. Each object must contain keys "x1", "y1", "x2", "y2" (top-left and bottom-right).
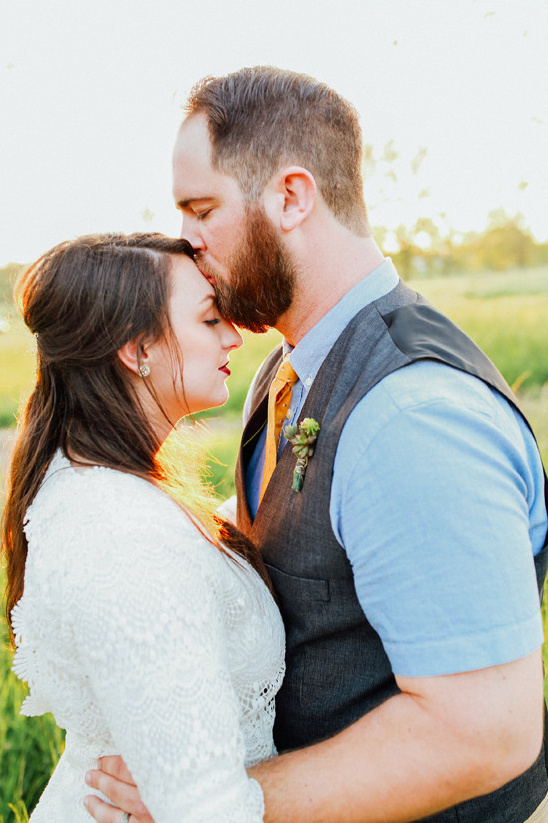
[{"x1": 85, "y1": 67, "x2": 548, "y2": 822}]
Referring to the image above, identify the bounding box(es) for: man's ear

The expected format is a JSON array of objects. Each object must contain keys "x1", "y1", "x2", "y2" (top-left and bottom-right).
[
  {"x1": 267, "y1": 166, "x2": 317, "y2": 232},
  {"x1": 117, "y1": 336, "x2": 149, "y2": 376}
]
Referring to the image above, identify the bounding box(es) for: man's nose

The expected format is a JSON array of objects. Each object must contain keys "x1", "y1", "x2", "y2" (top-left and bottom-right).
[{"x1": 180, "y1": 218, "x2": 205, "y2": 251}]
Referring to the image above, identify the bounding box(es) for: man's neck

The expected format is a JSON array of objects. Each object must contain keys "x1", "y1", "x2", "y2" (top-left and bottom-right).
[{"x1": 276, "y1": 235, "x2": 385, "y2": 346}]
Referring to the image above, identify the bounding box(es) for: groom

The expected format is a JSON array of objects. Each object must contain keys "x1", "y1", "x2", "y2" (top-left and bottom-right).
[{"x1": 86, "y1": 67, "x2": 548, "y2": 821}]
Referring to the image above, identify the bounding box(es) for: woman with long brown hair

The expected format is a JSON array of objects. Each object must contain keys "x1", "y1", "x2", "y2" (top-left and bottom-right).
[{"x1": 2, "y1": 233, "x2": 285, "y2": 822}]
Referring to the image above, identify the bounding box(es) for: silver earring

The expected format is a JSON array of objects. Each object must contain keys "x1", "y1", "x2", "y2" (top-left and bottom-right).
[{"x1": 138, "y1": 364, "x2": 150, "y2": 378}]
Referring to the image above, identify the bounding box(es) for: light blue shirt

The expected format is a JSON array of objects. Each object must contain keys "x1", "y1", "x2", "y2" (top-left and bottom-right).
[{"x1": 244, "y1": 259, "x2": 546, "y2": 677}]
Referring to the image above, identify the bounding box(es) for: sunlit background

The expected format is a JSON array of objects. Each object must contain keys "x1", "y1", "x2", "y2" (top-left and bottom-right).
[{"x1": 1, "y1": 0, "x2": 547, "y2": 267}]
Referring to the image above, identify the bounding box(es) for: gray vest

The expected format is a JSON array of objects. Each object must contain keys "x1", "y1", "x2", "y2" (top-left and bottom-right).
[{"x1": 235, "y1": 281, "x2": 548, "y2": 822}]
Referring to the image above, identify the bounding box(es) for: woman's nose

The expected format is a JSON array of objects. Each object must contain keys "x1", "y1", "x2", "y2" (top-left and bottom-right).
[{"x1": 224, "y1": 322, "x2": 243, "y2": 351}]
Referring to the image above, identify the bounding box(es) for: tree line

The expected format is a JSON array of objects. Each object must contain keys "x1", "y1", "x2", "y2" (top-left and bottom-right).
[{"x1": 377, "y1": 211, "x2": 548, "y2": 280}]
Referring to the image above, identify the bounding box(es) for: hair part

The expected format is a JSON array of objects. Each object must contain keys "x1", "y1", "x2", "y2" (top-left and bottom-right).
[{"x1": 184, "y1": 66, "x2": 370, "y2": 236}]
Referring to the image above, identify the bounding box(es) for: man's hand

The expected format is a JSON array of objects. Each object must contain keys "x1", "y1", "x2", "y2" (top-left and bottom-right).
[{"x1": 84, "y1": 756, "x2": 153, "y2": 823}]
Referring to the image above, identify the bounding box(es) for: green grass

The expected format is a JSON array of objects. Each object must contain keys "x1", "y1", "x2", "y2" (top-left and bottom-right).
[
  {"x1": 415, "y1": 267, "x2": 548, "y2": 393},
  {"x1": 1, "y1": 265, "x2": 547, "y2": 820},
  {"x1": 0, "y1": 592, "x2": 65, "y2": 822},
  {"x1": 0, "y1": 319, "x2": 36, "y2": 429}
]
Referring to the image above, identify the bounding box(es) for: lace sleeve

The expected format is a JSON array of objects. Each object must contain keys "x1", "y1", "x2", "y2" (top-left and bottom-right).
[{"x1": 68, "y1": 474, "x2": 265, "y2": 822}]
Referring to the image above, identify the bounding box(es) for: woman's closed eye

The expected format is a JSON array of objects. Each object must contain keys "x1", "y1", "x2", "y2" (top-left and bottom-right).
[{"x1": 204, "y1": 317, "x2": 221, "y2": 327}]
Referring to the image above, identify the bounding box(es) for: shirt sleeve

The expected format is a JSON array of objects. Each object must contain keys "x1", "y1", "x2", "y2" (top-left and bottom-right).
[
  {"x1": 70, "y1": 480, "x2": 265, "y2": 822},
  {"x1": 331, "y1": 361, "x2": 545, "y2": 677}
]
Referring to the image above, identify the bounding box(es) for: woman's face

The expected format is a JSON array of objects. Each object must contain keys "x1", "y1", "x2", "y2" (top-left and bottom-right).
[{"x1": 146, "y1": 255, "x2": 242, "y2": 429}]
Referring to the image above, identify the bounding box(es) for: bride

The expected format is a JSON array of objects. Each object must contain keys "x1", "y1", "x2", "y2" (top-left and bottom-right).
[{"x1": 2, "y1": 233, "x2": 285, "y2": 822}]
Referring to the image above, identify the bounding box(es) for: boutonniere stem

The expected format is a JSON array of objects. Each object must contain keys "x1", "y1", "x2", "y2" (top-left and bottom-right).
[{"x1": 283, "y1": 418, "x2": 320, "y2": 492}]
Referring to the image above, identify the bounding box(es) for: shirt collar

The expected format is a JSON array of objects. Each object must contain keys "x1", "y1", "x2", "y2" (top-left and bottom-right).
[{"x1": 285, "y1": 258, "x2": 400, "y2": 386}]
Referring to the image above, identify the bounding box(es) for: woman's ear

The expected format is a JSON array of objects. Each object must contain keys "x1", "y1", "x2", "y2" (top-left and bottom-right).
[
  {"x1": 265, "y1": 166, "x2": 317, "y2": 232},
  {"x1": 117, "y1": 336, "x2": 149, "y2": 376}
]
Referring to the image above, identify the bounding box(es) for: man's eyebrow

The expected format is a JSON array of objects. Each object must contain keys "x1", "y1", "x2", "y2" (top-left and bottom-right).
[{"x1": 176, "y1": 196, "x2": 212, "y2": 210}]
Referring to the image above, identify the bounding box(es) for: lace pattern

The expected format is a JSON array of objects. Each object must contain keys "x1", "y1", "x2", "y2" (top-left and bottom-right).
[{"x1": 12, "y1": 451, "x2": 285, "y2": 822}]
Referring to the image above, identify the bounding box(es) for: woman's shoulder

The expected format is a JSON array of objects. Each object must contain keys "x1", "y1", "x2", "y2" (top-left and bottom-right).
[
  {"x1": 22, "y1": 453, "x2": 226, "y2": 616},
  {"x1": 25, "y1": 451, "x2": 203, "y2": 553},
  {"x1": 29, "y1": 452, "x2": 164, "y2": 510}
]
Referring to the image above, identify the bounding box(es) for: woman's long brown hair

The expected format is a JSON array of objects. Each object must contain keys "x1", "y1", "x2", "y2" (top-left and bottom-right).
[{"x1": 2, "y1": 232, "x2": 270, "y2": 640}]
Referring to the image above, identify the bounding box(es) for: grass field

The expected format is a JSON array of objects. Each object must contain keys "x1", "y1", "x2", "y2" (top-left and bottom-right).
[{"x1": 0, "y1": 265, "x2": 547, "y2": 820}]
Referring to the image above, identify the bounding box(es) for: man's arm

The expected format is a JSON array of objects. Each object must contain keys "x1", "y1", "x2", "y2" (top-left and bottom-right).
[
  {"x1": 250, "y1": 648, "x2": 544, "y2": 823},
  {"x1": 84, "y1": 648, "x2": 544, "y2": 823}
]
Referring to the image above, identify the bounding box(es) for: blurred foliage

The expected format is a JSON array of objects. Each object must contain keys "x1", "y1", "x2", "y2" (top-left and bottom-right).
[
  {"x1": 374, "y1": 212, "x2": 548, "y2": 279},
  {"x1": 361, "y1": 139, "x2": 548, "y2": 279}
]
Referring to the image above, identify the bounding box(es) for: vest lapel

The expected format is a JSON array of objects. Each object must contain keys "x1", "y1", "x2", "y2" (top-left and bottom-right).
[{"x1": 237, "y1": 395, "x2": 268, "y2": 525}]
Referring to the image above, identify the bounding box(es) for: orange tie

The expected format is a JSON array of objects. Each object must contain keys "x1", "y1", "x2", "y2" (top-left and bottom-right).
[{"x1": 260, "y1": 356, "x2": 299, "y2": 501}]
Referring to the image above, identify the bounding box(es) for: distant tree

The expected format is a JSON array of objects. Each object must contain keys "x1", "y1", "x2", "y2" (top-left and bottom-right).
[
  {"x1": 391, "y1": 224, "x2": 416, "y2": 279},
  {"x1": 460, "y1": 211, "x2": 539, "y2": 271},
  {"x1": 363, "y1": 140, "x2": 546, "y2": 276},
  {"x1": 533, "y1": 240, "x2": 548, "y2": 266}
]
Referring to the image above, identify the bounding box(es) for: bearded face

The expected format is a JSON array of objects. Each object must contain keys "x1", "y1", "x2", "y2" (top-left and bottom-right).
[{"x1": 195, "y1": 204, "x2": 297, "y2": 333}]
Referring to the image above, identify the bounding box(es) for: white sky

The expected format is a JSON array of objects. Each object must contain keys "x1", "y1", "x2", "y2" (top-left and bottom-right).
[{"x1": 1, "y1": 0, "x2": 547, "y2": 265}]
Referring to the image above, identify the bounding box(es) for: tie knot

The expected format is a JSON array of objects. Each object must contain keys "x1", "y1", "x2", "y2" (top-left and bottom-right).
[{"x1": 273, "y1": 356, "x2": 298, "y2": 390}]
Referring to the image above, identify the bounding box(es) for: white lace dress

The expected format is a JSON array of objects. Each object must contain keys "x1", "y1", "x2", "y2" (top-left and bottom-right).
[{"x1": 11, "y1": 451, "x2": 285, "y2": 822}]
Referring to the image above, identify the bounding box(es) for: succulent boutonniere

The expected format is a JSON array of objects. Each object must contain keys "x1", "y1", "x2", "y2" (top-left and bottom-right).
[{"x1": 283, "y1": 417, "x2": 321, "y2": 492}]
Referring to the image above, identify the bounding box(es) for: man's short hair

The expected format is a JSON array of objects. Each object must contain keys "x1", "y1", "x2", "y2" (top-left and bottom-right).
[{"x1": 185, "y1": 66, "x2": 369, "y2": 235}]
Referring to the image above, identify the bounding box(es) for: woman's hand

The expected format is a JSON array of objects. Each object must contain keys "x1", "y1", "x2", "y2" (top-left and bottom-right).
[{"x1": 84, "y1": 756, "x2": 154, "y2": 823}]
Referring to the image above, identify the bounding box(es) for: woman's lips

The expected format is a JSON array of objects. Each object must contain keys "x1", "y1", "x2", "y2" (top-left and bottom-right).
[{"x1": 219, "y1": 364, "x2": 231, "y2": 376}]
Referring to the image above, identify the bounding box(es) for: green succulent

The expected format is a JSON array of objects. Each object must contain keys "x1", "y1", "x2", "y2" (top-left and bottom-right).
[{"x1": 283, "y1": 418, "x2": 320, "y2": 492}]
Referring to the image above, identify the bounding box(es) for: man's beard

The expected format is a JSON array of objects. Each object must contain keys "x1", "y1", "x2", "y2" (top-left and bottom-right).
[{"x1": 196, "y1": 205, "x2": 297, "y2": 333}]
